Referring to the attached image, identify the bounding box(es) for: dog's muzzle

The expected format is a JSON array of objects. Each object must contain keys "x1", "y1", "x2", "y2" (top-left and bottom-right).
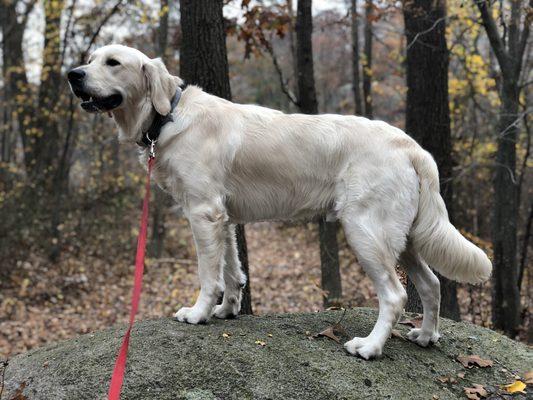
[{"x1": 67, "y1": 68, "x2": 123, "y2": 113}]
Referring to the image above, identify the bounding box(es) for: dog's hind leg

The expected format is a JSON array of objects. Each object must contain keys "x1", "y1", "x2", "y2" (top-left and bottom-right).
[
  {"x1": 213, "y1": 224, "x2": 247, "y2": 319},
  {"x1": 341, "y1": 212, "x2": 408, "y2": 359},
  {"x1": 399, "y1": 244, "x2": 441, "y2": 346},
  {"x1": 175, "y1": 202, "x2": 227, "y2": 324}
]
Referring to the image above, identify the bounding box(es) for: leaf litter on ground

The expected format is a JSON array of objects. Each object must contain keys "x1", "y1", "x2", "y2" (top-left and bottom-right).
[
  {"x1": 502, "y1": 380, "x2": 526, "y2": 394},
  {"x1": 313, "y1": 308, "x2": 347, "y2": 343},
  {"x1": 398, "y1": 315, "x2": 424, "y2": 329},
  {"x1": 523, "y1": 370, "x2": 533, "y2": 385},
  {"x1": 463, "y1": 384, "x2": 488, "y2": 399},
  {"x1": 457, "y1": 355, "x2": 493, "y2": 369}
]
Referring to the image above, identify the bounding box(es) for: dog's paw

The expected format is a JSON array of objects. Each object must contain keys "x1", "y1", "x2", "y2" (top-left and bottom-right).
[
  {"x1": 174, "y1": 306, "x2": 210, "y2": 324},
  {"x1": 407, "y1": 328, "x2": 440, "y2": 347},
  {"x1": 213, "y1": 294, "x2": 240, "y2": 319},
  {"x1": 344, "y1": 337, "x2": 383, "y2": 360},
  {"x1": 212, "y1": 303, "x2": 239, "y2": 319}
]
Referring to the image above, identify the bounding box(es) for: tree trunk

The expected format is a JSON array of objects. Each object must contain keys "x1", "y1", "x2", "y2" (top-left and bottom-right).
[
  {"x1": 30, "y1": 0, "x2": 65, "y2": 187},
  {"x1": 403, "y1": 0, "x2": 460, "y2": 320},
  {"x1": 350, "y1": 0, "x2": 363, "y2": 115},
  {"x1": 362, "y1": 0, "x2": 373, "y2": 118},
  {"x1": 158, "y1": 0, "x2": 170, "y2": 60},
  {"x1": 295, "y1": 0, "x2": 318, "y2": 115},
  {"x1": 179, "y1": 0, "x2": 231, "y2": 97},
  {"x1": 235, "y1": 224, "x2": 252, "y2": 314},
  {"x1": 472, "y1": 0, "x2": 529, "y2": 338},
  {"x1": 180, "y1": 0, "x2": 252, "y2": 314},
  {"x1": 0, "y1": 0, "x2": 33, "y2": 172},
  {"x1": 287, "y1": 0, "x2": 298, "y2": 97},
  {"x1": 319, "y1": 218, "x2": 342, "y2": 307},
  {"x1": 491, "y1": 79, "x2": 520, "y2": 335},
  {"x1": 34, "y1": 0, "x2": 66, "y2": 261},
  {"x1": 150, "y1": 0, "x2": 172, "y2": 259},
  {"x1": 296, "y1": 0, "x2": 342, "y2": 308}
]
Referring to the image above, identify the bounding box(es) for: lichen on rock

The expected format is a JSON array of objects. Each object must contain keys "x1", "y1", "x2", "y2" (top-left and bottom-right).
[{"x1": 3, "y1": 308, "x2": 532, "y2": 399}]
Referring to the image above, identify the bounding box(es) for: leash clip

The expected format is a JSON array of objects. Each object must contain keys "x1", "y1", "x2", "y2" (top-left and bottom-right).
[{"x1": 146, "y1": 132, "x2": 157, "y2": 159}]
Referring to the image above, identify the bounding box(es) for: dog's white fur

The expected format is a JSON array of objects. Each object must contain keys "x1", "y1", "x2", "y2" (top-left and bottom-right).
[{"x1": 73, "y1": 45, "x2": 492, "y2": 359}]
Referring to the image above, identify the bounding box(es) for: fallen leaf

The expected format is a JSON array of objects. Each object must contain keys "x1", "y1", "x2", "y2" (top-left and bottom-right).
[
  {"x1": 464, "y1": 384, "x2": 487, "y2": 399},
  {"x1": 398, "y1": 315, "x2": 423, "y2": 329},
  {"x1": 314, "y1": 326, "x2": 340, "y2": 343},
  {"x1": 457, "y1": 355, "x2": 493, "y2": 369},
  {"x1": 255, "y1": 340, "x2": 266, "y2": 347},
  {"x1": 314, "y1": 323, "x2": 347, "y2": 343},
  {"x1": 502, "y1": 380, "x2": 526, "y2": 394},
  {"x1": 391, "y1": 329, "x2": 405, "y2": 339},
  {"x1": 10, "y1": 381, "x2": 28, "y2": 400},
  {"x1": 524, "y1": 370, "x2": 533, "y2": 384}
]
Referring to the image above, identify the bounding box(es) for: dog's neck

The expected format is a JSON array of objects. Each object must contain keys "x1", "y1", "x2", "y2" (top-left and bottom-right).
[
  {"x1": 111, "y1": 89, "x2": 183, "y2": 145},
  {"x1": 112, "y1": 97, "x2": 155, "y2": 144}
]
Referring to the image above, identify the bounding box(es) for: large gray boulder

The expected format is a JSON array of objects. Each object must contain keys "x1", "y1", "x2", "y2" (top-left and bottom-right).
[{"x1": 3, "y1": 308, "x2": 531, "y2": 399}]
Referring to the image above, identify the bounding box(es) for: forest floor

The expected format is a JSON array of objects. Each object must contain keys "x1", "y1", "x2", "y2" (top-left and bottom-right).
[{"x1": 0, "y1": 212, "x2": 530, "y2": 359}]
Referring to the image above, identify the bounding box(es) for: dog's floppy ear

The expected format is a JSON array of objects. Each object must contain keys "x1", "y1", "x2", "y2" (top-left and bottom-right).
[{"x1": 143, "y1": 58, "x2": 179, "y2": 115}]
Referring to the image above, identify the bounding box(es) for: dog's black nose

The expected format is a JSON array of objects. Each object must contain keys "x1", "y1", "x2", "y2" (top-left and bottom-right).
[{"x1": 68, "y1": 68, "x2": 86, "y2": 82}]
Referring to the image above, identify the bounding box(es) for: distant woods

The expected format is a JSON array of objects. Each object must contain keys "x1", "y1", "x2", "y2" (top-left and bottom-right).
[{"x1": 0, "y1": 0, "x2": 531, "y2": 339}]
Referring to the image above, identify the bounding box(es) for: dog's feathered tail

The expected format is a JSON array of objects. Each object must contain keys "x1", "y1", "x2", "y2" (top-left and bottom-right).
[{"x1": 408, "y1": 149, "x2": 492, "y2": 284}]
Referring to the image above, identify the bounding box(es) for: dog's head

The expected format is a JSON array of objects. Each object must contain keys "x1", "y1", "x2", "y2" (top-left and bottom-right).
[{"x1": 68, "y1": 44, "x2": 181, "y2": 116}]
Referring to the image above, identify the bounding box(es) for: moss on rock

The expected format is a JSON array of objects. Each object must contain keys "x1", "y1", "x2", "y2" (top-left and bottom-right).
[{"x1": 3, "y1": 308, "x2": 532, "y2": 399}]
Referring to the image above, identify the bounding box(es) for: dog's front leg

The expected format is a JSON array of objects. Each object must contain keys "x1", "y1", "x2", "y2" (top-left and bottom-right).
[{"x1": 174, "y1": 203, "x2": 226, "y2": 324}]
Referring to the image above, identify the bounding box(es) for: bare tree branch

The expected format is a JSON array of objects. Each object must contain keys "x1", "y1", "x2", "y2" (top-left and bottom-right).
[
  {"x1": 21, "y1": 0, "x2": 38, "y2": 26},
  {"x1": 517, "y1": 104, "x2": 531, "y2": 204},
  {"x1": 498, "y1": 0, "x2": 508, "y2": 44},
  {"x1": 78, "y1": 0, "x2": 124, "y2": 63},
  {"x1": 473, "y1": 0, "x2": 511, "y2": 75},
  {"x1": 405, "y1": 15, "x2": 449, "y2": 51},
  {"x1": 61, "y1": 0, "x2": 78, "y2": 66},
  {"x1": 1, "y1": 0, "x2": 36, "y2": 38},
  {"x1": 516, "y1": 0, "x2": 532, "y2": 66},
  {"x1": 263, "y1": 42, "x2": 299, "y2": 107},
  {"x1": 508, "y1": 0, "x2": 521, "y2": 60},
  {"x1": 445, "y1": 160, "x2": 520, "y2": 185},
  {"x1": 497, "y1": 108, "x2": 532, "y2": 138}
]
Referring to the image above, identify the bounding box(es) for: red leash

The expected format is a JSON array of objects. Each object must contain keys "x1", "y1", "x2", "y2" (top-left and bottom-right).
[{"x1": 108, "y1": 155, "x2": 154, "y2": 400}]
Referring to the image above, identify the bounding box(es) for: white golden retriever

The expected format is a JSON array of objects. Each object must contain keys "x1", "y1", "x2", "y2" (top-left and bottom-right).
[{"x1": 68, "y1": 45, "x2": 491, "y2": 359}]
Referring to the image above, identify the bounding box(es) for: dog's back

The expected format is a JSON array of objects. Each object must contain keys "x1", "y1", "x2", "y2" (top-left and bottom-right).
[{"x1": 216, "y1": 101, "x2": 409, "y2": 223}]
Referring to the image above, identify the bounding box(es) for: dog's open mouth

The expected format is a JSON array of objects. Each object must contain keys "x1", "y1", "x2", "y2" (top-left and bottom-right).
[{"x1": 75, "y1": 91, "x2": 123, "y2": 113}]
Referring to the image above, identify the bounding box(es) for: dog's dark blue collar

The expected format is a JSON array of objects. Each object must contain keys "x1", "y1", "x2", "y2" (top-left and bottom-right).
[{"x1": 138, "y1": 86, "x2": 183, "y2": 147}]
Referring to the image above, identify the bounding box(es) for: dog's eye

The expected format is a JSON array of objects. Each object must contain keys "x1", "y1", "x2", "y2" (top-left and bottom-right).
[{"x1": 106, "y1": 58, "x2": 121, "y2": 67}]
